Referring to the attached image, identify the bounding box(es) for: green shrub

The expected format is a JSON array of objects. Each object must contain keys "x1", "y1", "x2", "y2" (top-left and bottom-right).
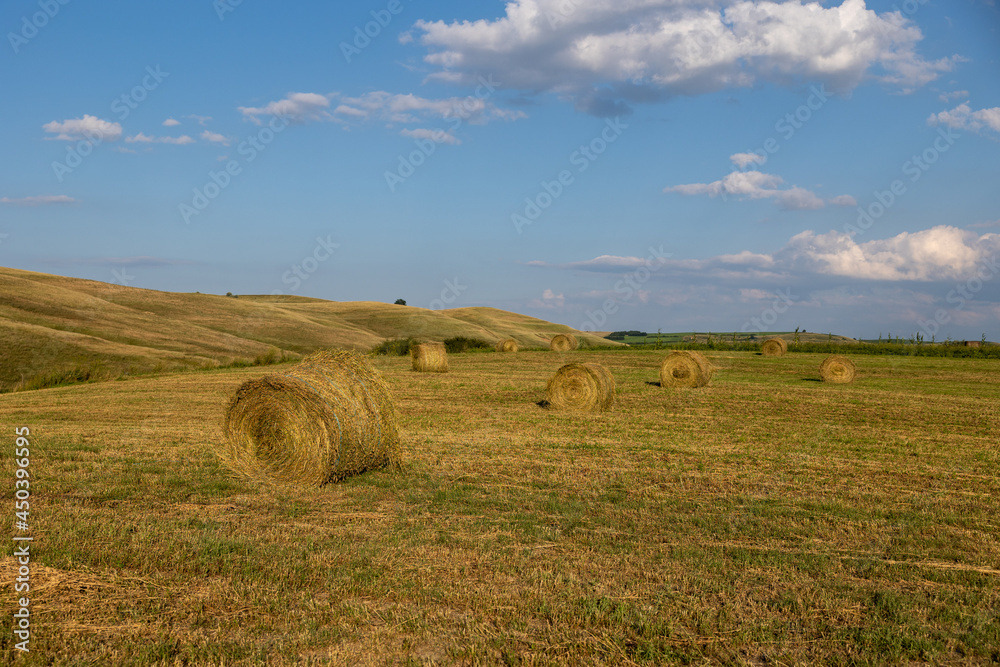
[
  {"x1": 370, "y1": 338, "x2": 416, "y2": 356},
  {"x1": 443, "y1": 336, "x2": 492, "y2": 353}
]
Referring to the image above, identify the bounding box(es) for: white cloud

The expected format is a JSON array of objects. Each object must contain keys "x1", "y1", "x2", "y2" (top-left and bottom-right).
[
  {"x1": 185, "y1": 114, "x2": 212, "y2": 126},
  {"x1": 125, "y1": 133, "x2": 195, "y2": 145},
  {"x1": 828, "y1": 194, "x2": 858, "y2": 207},
  {"x1": 399, "y1": 128, "x2": 461, "y2": 145},
  {"x1": 162, "y1": 118, "x2": 181, "y2": 127},
  {"x1": 665, "y1": 169, "x2": 838, "y2": 210},
  {"x1": 528, "y1": 288, "x2": 566, "y2": 309},
  {"x1": 43, "y1": 115, "x2": 122, "y2": 141},
  {"x1": 938, "y1": 90, "x2": 969, "y2": 102},
  {"x1": 536, "y1": 225, "x2": 999, "y2": 284},
  {"x1": 413, "y1": 0, "x2": 957, "y2": 115},
  {"x1": 1, "y1": 195, "x2": 76, "y2": 206},
  {"x1": 332, "y1": 91, "x2": 526, "y2": 125},
  {"x1": 928, "y1": 102, "x2": 1000, "y2": 135},
  {"x1": 730, "y1": 152, "x2": 766, "y2": 169},
  {"x1": 777, "y1": 226, "x2": 999, "y2": 281},
  {"x1": 239, "y1": 92, "x2": 333, "y2": 124},
  {"x1": 200, "y1": 130, "x2": 231, "y2": 146}
]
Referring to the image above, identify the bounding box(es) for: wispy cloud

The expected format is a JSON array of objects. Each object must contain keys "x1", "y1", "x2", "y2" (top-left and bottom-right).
[
  {"x1": 928, "y1": 102, "x2": 1000, "y2": 135},
  {"x1": 238, "y1": 92, "x2": 333, "y2": 124},
  {"x1": 125, "y1": 133, "x2": 195, "y2": 145},
  {"x1": 1, "y1": 195, "x2": 77, "y2": 206},
  {"x1": 43, "y1": 115, "x2": 122, "y2": 141},
  {"x1": 200, "y1": 130, "x2": 231, "y2": 146},
  {"x1": 162, "y1": 118, "x2": 181, "y2": 127}
]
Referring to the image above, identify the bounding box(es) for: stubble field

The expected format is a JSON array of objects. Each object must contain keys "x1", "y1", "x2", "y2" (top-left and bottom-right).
[{"x1": 1, "y1": 349, "x2": 998, "y2": 665}]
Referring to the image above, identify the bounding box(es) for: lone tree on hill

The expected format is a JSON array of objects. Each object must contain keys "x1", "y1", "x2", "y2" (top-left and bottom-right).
[{"x1": 394, "y1": 299, "x2": 406, "y2": 306}]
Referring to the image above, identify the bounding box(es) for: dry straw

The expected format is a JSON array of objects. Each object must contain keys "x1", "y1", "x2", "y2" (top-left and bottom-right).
[
  {"x1": 545, "y1": 362, "x2": 615, "y2": 412},
  {"x1": 550, "y1": 333, "x2": 578, "y2": 352},
  {"x1": 221, "y1": 349, "x2": 401, "y2": 487},
  {"x1": 659, "y1": 350, "x2": 713, "y2": 388},
  {"x1": 411, "y1": 342, "x2": 448, "y2": 373},
  {"x1": 819, "y1": 355, "x2": 856, "y2": 384},
  {"x1": 761, "y1": 337, "x2": 788, "y2": 357},
  {"x1": 495, "y1": 338, "x2": 519, "y2": 353}
]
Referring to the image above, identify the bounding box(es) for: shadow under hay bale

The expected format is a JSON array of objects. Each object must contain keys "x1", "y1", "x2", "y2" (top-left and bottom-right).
[
  {"x1": 221, "y1": 349, "x2": 401, "y2": 487},
  {"x1": 659, "y1": 350, "x2": 713, "y2": 388},
  {"x1": 550, "y1": 333, "x2": 578, "y2": 352},
  {"x1": 544, "y1": 362, "x2": 615, "y2": 412},
  {"x1": 761, "y1": 337, "x2": 788, "y2": 357},
  {"x1": 411, "y1": 342, "x2": 448, "y2": 373},
  {"x1": 495, "y1": 338, "x2": 519, "y2": 353},
  {"x1": 819, "y1": 355, "x2": 856, "y2": 384}
]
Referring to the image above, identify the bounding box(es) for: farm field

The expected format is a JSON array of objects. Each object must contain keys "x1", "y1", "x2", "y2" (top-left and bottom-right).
[{"x1": 1, "y1": 349, "x2": 998, "y2": 665}]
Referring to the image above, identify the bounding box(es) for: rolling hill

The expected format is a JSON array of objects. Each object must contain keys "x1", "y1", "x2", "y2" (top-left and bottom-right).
[{"x1": 0, "y1": 266, "x2": 616, "y2": 391}]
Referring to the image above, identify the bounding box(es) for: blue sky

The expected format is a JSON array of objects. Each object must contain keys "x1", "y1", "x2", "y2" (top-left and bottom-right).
[{"x1": 1, "y1": 0, "x2": 998, "y2": 340}]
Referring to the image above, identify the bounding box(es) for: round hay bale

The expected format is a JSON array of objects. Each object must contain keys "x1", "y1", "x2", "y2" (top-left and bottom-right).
[
  {"x1": 819, "y1": 355, "x2": 856, "y2": 384},
  {"x1": 550, "y1": 333, "x2": 578, "y2": 352},
  {"x1": 659, "y1": 351, "x2": 713, "y2": 388},
  {"x1": 545, "y1": 362, "x2": 615, "y2": 412},
  {"x1": 411, "y1": 342, "x2": 448, "y2": 373},
  {"x1": 221, "y1": 349, "x2": 400, "y2": 487},
  {"x1": 761, "y1": 337, "x2": 788, "y2": 357},
  {"x1": 495, "y1": 338, "x2": 519, "y2": 353}
]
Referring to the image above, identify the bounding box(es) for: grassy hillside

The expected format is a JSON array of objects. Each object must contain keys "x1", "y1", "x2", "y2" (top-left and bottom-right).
[{"x1": 0, "y1": 266, "x2": 615, "y2": 391}]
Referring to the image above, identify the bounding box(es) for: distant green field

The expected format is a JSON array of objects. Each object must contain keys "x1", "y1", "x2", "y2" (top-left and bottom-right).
[{"x1": 616, "y1": 331, "x2": 856, "y2": 346}]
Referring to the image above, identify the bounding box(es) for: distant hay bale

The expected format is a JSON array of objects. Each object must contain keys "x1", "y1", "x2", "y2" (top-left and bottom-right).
[
  {"x1": 411, "y1": 342, "x2": 448, "y2": 373},
  {"x1": 550, "y1": 333, "x2": 578, "y2": 351},
  {"x1": 495, "y1": 338, "x2": 519, "y2": 353},
  {"x1": 761, "y1": 337, "x2": 788, "y2": 357},
  {"x1": 221, "y1": 349, "x2": 400, "y2": 487},
  {"x1": 819, "y1": 355, "x2": 856, "y2": 384},
  {"x1": 659, "y1": 351, "x2": 713, "y2": 388},
  {"x1": 545, "y1": 362, "x2": 615, "y2": 412}
]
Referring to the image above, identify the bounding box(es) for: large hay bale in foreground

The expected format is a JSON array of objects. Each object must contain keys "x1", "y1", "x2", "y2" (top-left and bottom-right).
[
  {"x1": 411, "y1": 342, "x2": 448, "y2": 373},
  {"x1": 222, "y1": 349, "x2": 400, "y2": 487},
  {"x1": 550, "y1": 333, "x2": 578, "y2": 352},
  {"x1": 819, "y1": 355, "x2": 856, "y2": 384},
  {"x1": 495, "y1": 338, "x2": 519, "y2": 353},
  {"x1": 761, "y1": 337, "x2": 788, "y2": 357},
  {"x1": 545, "y1": 362, "x2": 615, "y2": 412},
  {"x1": 659, "y1": 351, "x2": 713, "y2": 388}
]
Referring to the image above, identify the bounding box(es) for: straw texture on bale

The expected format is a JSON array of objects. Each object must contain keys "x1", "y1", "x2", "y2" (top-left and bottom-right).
[
  {"x1": 221, "y1": 349, "x2": 400, "y2": 487},
  {"x1": 545, "y1": 362, "x2": 615, "y2": 412},
  {"x1": 411, "y1": 342, "x2": 448, "y2": 373},
  {"x1": 495, "y1": 338, "x2": 519, "y2": 353},
  {"x1": 761, "y1": 337, "x2": 788, "y2": 357},
  {"x1": 550, "y1": 333, "x2": 578, "y2": 352},
  {"x1": 659, "y1": 351, "x2": 713, "y2": 388},
  {"x1": 819, "y1": 355, "x2": 856, "y2": 384}
]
